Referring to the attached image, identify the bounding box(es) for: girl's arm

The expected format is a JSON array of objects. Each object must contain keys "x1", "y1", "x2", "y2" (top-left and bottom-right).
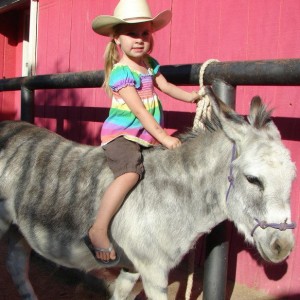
[
  {"x1": 118, "y1": 86, "x2": 181, "y2": 149},
  {"x1": 154, "y1": 73, "x2": 200, "y2": 103}
]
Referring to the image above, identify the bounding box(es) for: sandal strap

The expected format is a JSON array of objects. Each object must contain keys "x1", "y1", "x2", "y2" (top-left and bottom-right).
[{"x1": 94, "y1": 243, "x2": 113, "y2": 253}]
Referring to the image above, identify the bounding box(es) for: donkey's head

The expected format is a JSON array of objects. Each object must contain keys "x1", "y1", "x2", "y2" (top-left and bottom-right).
[{"x1": 207, "y1": 87, "x2": 296, "y2": 263}]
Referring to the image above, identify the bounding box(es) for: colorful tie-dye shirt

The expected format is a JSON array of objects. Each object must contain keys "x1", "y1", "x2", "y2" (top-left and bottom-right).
[{"x1": 101, "y1": 56, "x2": 164, "y2": 147}]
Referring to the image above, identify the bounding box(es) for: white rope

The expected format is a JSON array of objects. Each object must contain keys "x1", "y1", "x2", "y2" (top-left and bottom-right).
[
  {"x1": 193, "y1": 59, "x2": 220, "y2": 130},
  {"x1": 185, "y1": 59, "x2": 220, "y2": 300},
  {"x1": 185, "y1": 248, "x2": 195, "y2": 300}
]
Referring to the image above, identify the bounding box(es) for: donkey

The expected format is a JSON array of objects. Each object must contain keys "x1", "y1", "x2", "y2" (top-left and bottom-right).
[{"x1": 0, "y1": 87, "x2": 296, "y2": 300}]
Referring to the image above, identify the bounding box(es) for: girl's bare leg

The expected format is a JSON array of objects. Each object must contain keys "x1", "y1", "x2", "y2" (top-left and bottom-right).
[{"x1": 88, "y1": 172, "x2": 139, "y2": 261}]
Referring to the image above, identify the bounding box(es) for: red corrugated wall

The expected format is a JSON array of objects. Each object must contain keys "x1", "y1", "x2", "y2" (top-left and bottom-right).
[
  {"x1": 0, "y1": 10, "x2": 22, "y2": 121},
  {"x1": 1, "y1": 0, "x2": 300, "y2": 297}
]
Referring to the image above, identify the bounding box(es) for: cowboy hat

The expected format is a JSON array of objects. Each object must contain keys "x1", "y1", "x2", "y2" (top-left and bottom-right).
[{"x1": 92, "y1": 0, "x2": 172, "y2": 36}]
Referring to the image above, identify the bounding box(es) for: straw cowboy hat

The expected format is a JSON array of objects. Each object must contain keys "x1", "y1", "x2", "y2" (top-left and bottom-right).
[{"x1": 92, "y1": 0, "x2": 172, "y2": 36}]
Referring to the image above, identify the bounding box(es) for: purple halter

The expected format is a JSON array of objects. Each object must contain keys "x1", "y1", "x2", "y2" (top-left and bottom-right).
[
  {"x1": 225, "y1": 144, "x2": 236, "y2": 203},
  {"x1": 226, "y1": 144, "x2": 296, "y2": 236},
  {"x1": 251, "y1": 218, "x2": 296, "y2": 237}
]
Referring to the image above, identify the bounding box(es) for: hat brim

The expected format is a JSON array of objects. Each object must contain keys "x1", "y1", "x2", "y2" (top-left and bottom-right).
[{"x1": 92, "y1": 10, "x2": 172, "y2": 36}]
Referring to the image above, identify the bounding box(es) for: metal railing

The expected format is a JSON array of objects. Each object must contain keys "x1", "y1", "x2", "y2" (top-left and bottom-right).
[{"x1": 1, "y1": 58, "x2": 300, "y2": 300}]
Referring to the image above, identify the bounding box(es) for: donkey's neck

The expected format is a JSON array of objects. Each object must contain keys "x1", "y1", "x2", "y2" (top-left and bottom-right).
[
  {"x1": 185, "y1": 131, "x2": 232, "y2": 231},
  {"x1": 112, "y1": 130, "x2": 233, "y2": 267},
  {"x1": 143, "y1": 130, "x2": 232, "y2": 234}
]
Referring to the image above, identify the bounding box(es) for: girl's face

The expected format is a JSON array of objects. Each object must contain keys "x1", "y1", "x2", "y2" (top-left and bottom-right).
[{"x1": 114, "y1": 22, "x2": 153, "y2": 62}]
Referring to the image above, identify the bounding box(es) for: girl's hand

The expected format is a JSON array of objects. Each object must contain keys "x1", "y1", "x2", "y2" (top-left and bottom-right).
[
  {"x1": 161, "y1": 135, "x2": 182, "y2": 149},
  {"x1": 190, "y1": 91, "x2": 201, "y2": 103}
]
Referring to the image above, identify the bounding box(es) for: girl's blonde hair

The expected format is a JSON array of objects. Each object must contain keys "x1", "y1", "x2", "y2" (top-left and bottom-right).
[
  {"x1": 103, "y1": 40, "x2": 120, "y2": 96},
  {"x1": 102, "y1": 24, "x2": 154, "y2": 96}
]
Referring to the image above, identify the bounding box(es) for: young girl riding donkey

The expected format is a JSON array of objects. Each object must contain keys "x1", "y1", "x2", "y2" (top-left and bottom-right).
[{"x1": 84, "y1": 0, "x2": 201, "y2": 265}]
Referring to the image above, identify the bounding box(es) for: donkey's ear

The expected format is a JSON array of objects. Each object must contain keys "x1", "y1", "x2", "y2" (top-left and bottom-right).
[
  {"x1": 205, "y1": 87, "x2": 247, "y2": 144},
  {"x1": 247, "y1": 96, "x2": 281, "y2": 140},
  {"x1": 248, "y1": 96, "x2": 272, "y2": 128}
]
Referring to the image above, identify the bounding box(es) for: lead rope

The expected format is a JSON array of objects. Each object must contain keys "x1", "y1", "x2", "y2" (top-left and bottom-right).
[
  {"x1": 185, "y1": 246, "x2": 195, "y2": 300},
  {"x1": 185, "y1": 59, "x2": 220, "y2": 300},
  {"x1": 193, "y1": 59, "x2": 219, "y2": 131}
]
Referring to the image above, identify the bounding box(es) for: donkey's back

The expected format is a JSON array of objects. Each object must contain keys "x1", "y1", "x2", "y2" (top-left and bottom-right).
[{"x1": 0, "y1": 121, "x2": 112, "y2": 269}]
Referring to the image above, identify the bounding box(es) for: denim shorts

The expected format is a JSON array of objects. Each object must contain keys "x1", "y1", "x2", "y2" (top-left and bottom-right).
[{"x1": 102, "y1": 136, "x2": 144, "y2": 179}]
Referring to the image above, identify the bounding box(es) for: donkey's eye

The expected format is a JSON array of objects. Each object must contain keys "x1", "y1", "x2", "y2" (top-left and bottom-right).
[{"x1": 245, "y1": 175, "x2": 264, "y2": 189}]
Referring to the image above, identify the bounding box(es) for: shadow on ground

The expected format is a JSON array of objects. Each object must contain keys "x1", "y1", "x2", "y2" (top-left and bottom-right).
[{"x1": 0, "y1": 241, "x2": 277, "y2": 300}]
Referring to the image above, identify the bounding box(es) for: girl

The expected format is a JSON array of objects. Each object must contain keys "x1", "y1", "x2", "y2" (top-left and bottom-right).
[{"x1": 85, "y1": 0, "x2": 200, "y2": 265}]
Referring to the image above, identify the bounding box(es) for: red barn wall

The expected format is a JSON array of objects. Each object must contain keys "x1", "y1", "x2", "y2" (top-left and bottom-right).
[
  {"x1": 1, "y1": 0, "x2": 300, "y2": 297},
  {"x1": 0, "y1": 10, "x2": 23, "y2": 120}
]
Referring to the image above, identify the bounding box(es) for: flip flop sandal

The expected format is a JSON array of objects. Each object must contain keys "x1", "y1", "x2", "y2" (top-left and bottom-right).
[{"x1": 83, "y1": 234, "x2": 120, "y2": 267}]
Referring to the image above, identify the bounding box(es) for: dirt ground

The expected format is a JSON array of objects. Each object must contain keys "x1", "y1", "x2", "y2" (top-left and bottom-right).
[{"x1": 0, "y1": 240, "x2": 276, "y2": 300}]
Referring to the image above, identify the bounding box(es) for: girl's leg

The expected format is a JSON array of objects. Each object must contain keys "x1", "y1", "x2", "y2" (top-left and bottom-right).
[{"x1": 88, "y1": 172, "x2": 139, "y2": 261}]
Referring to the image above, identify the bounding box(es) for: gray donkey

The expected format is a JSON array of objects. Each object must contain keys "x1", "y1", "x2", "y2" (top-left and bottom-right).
[{"x1": 0, "y1": 87, "x2": 296, "y2": 300}]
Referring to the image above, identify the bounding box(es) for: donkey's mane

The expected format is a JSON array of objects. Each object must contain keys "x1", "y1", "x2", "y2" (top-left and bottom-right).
[
  {"x1": 145, "y1": 100, "x2": 235, "y2": 150},
  {"x1": 143, "y1": 96, "x2": 273, "y2": 155}
]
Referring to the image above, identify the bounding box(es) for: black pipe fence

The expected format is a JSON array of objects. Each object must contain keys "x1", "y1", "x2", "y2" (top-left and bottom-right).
[
  {"x1": 1, "y1": 58, "x2": 300, "y2": 299},
  {"x1": 2, "y1": 59, "x2": 300, "y2": 91}
]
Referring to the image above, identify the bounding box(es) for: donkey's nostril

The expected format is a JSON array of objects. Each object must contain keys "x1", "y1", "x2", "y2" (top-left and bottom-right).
[
  {"x1": 272, "y1": 239, "x2": 282, "y2": 255},
  {"x1": 271, "y1": 237, "x2": 294, "y2": 258}
]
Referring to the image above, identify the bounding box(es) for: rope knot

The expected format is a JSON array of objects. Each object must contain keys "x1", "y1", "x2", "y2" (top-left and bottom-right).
[
  {"x1": 260, "y1": 221, "x2": 268, "y2": 229},
  {"x1": 279, "y1": 222, "x2": 288, "y2": 231},
  {"x1": 198, "y1": 86, "x2": 207, "y2": 98},
  {"x1": 193, "y1": 59, "x2": 219, "y2": 131},
  {"x1": 227, "y1": 175, "x2": 234, "y2": 184}
]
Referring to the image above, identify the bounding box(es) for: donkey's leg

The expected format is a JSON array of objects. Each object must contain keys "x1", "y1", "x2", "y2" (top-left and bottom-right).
[
  {"x1": 139, "y1": 266, "x2": 168, "y2": 300},
  {"x1": 6, "y1": 225, "x2": 38, "y2": 300},
  {"x1": 0, "y1": 201, "x2": 13, "y2": 240},
  {"x1": 111, "y1": 268, "x2": 140, "y2": 300}
]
